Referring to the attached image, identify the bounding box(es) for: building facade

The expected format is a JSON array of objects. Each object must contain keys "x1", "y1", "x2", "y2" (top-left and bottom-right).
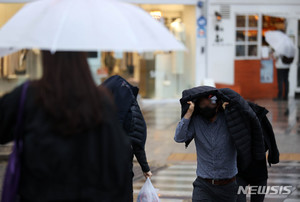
[
  {"x1": 1, "y1": 0, "x2": 300, "y2": 100},
  {"x1": 205, "y1": 0, "x2": 300, "y2": 99}
]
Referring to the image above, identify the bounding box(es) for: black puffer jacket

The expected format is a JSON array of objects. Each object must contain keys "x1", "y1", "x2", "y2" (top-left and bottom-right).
[
  {"x1": 237, "y1": 102, "x2": 280, "y2": 183},
  {"x1": 102, "y1": 76, "x2": 150, "y2": 173},
  {"x1": 181, "y1": 86, "x2": 265, "y2": 171},
  {"x1": 124, "y1": 101, "x2": 150, "y2": 172}
]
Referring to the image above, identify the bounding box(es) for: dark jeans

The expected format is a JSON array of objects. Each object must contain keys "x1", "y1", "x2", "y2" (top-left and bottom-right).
[
  {"x1": 236, "y1": 176, "x2": 267, "y2": 202},
  {"x1": 277, "y1": 69, "x2": 289, "y2": 99},
  {"x1": 192, "y1": 177, "x2": 238, "y2": 202}
]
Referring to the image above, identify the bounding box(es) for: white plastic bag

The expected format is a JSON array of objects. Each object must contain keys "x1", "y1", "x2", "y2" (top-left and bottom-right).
[{"x1": 137, "y1": 178, "x2": 160, "y2": 202}]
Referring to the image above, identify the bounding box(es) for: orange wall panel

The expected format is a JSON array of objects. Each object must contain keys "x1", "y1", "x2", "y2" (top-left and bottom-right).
[
  {"x1": 215, "y1": 83, "x2": 241, "y2": 94},
  {"x1": 234, "y1": 60, "x2": 278, "y2": 100}
]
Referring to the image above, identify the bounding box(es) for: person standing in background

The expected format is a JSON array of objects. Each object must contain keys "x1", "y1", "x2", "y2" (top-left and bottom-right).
[
  {"x1": 104, "y1": 52, "x2": 116, "y2": 76},
  {"x1": 275, "y1": 54, "x2": 291, "y2": 100}
]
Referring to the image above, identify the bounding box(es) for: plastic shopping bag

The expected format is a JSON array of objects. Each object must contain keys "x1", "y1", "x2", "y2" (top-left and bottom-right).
[{"x1": 137, "y1": 178, "x2": 160, "y2": 202}]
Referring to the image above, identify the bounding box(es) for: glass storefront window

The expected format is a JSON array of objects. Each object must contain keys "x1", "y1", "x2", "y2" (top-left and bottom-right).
[
  {"x1": 248, "y1": 45, "x2": 258, "y2": 56},
  {"x1": 248, "y1": 30, "x2": 258, "y2": 42},
  {"x1": 262, "y1": 15, "x2": 286, "y2": 46},
  {"x1": 248, "y1": 15, "x2": 258, "y2": 27},
  {"x1": 236, "y1": 45, "x2": 246, "y2": 57},
  {"x1": 236, "y1": 31, "x2": 245, "y2": 41},
  {"x1": 97, "y1": 4, "x2": 195, "y2": 99},
  {"x1": 235, "y1": 14, "x2": 259, "y2": 58},
  {"x1": 236, "y1": 15, "x2": 246, "y2": 27}
]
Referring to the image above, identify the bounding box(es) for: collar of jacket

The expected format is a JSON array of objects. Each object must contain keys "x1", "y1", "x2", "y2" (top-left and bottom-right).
[
  {"x1": 247, "y1": 102, "x2": 269, "y2": 120},
  {"x1": 101, "y1": 75, "x2": 139, "y2": 123}
]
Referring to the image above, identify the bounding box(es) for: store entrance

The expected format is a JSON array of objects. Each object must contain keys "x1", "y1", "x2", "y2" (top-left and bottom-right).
[{"x1": 94, "y1": 4, "x2": 195, "y2": 99}]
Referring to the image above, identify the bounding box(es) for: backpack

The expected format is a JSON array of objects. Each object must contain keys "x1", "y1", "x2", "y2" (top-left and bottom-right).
[{"x1": 281, "y1": 56, "x2": 294, "y2": 65}]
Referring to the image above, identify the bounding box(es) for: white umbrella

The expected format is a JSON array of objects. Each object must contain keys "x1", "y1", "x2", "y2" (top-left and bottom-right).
[
  {"x1": 265, "y1": 31, "x2": 295, "y2": 58},
  {"x1": 0, "y1": 0, "x2": 185, "y2": 57}
]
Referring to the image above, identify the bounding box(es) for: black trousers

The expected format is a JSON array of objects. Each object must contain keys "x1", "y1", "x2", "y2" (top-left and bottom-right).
[
  {"x1": 236, "y1": 176, "x2": 267, "y2": 202},
  {"x1": 192, "y1": 177, "x2": 238, "y2": 202},
  {"x1": 277, "y1": 69, "x2": 290, "y2": 99}
]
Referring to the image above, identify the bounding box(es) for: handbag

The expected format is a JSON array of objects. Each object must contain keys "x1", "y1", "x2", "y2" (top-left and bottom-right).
[{"x1": 1, "y1": 81, "x2": 29, "y2": 202}]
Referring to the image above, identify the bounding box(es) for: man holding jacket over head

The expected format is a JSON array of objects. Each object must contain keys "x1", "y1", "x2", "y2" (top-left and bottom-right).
[{"x1": 174, "y1": 86, "x2": 266, "y2": 202}]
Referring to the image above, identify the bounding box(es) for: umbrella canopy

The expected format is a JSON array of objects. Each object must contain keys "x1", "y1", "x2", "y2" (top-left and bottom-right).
[
  {"x1": 0, "y1": 0, "x2": 185, "y2": 57},
  {"x1": 265, "y1": 31, "x2": 295, "y2": 58}
]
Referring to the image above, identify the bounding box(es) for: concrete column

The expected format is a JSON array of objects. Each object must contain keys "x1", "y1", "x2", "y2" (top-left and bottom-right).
[{"x1": 286, "y1": 18, "x2": 298, "y2": 98}]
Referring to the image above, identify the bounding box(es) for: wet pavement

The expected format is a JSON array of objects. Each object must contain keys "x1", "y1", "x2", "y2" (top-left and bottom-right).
[{"x1": 134, "y1": 161, "x2": 300, "y2": 202}]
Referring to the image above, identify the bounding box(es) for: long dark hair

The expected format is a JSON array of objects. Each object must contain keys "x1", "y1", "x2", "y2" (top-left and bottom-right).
[{"x1": 34, "y1": 51, "x2": 109, "y2": 135}]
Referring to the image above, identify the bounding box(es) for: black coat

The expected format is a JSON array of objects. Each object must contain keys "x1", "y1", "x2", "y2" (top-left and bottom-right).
[
  {"x1": 101, "y1": 75, "x2": 138, "y2": 126},
  {"x1": 237, "y1": 102, "x2": 280, "y2": 183},
  {"x1": 248, "y1": 102, "x2": 279, "y2": 165},
  {"x1": 102, "y1": 76, "x2": 150, "y2": 173},
  {"x1": 0, "y1": 84, "x2": 132, "y2": 202},
  {"x1": 180, "y1": 86, "x2": 265, "y2": 171}
]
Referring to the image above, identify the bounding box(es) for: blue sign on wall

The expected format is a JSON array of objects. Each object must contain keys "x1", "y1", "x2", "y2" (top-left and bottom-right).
[
  {"x1": 260, "y1": 60, "x2": 273, "y2": 83},
  {"x1": 197, "y1": 16, "x2": 207, "y2": 27},
  {"x1": 197, "y1": 16, "x2": 207, "y2": 38}
]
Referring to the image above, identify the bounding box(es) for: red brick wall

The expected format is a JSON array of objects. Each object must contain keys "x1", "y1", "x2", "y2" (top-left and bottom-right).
[
  {"x1": 215, "y1": 83, "x2": 241, "y2": 94},
  {"x1": 234, "y1": 60, "x2": 278, "y2": 100}
]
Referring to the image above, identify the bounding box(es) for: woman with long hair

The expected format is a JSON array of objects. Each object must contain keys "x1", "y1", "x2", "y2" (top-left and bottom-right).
[{"x1": 0, "y1": 51, "x2": 131, "y2": 202}]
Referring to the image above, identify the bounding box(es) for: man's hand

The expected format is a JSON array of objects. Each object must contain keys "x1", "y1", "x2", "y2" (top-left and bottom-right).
[
  {"x1": 184, "y1": 101, "x2": 195, "y2": 120},
  {"x1": 222, "y1": 102, "x2": 229, "y2": 110},
  {"x1": 143, "y1": 171, "x2": 152, "y2": 179}
]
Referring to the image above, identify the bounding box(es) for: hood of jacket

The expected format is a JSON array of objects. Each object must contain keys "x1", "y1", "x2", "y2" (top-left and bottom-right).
[{"x1": 101, "y1": 75, "x2": 139, "y2": 123}]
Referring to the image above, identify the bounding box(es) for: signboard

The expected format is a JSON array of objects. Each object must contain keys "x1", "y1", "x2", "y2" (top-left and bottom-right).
[
  {"x1": 197, "y1": 16, "x2": 207, "y2": 27},
  {"x1": 260, "y1": 60, "x2": 273, "y2": 83},
  {"x1": 197, "y1": 16, "x2": 207, "y2": 38},
  {"x1": 197, "y1": 27, "x2": 206, "y2": 38}
]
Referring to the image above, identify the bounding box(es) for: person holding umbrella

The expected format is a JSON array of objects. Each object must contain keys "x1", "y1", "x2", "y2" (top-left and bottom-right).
[
  {"x1": 0, "y1": 51, "x2": 132, "y2": 202},
  {"x1": 0, "y1": 0, "x2": 184, "y2": 201},
  {"x1": 274, "y1": 53, "x2": 292, "y2": 100},
  {"x1": 265, "y1": 31, "x2": 295, "y2": 101}
]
